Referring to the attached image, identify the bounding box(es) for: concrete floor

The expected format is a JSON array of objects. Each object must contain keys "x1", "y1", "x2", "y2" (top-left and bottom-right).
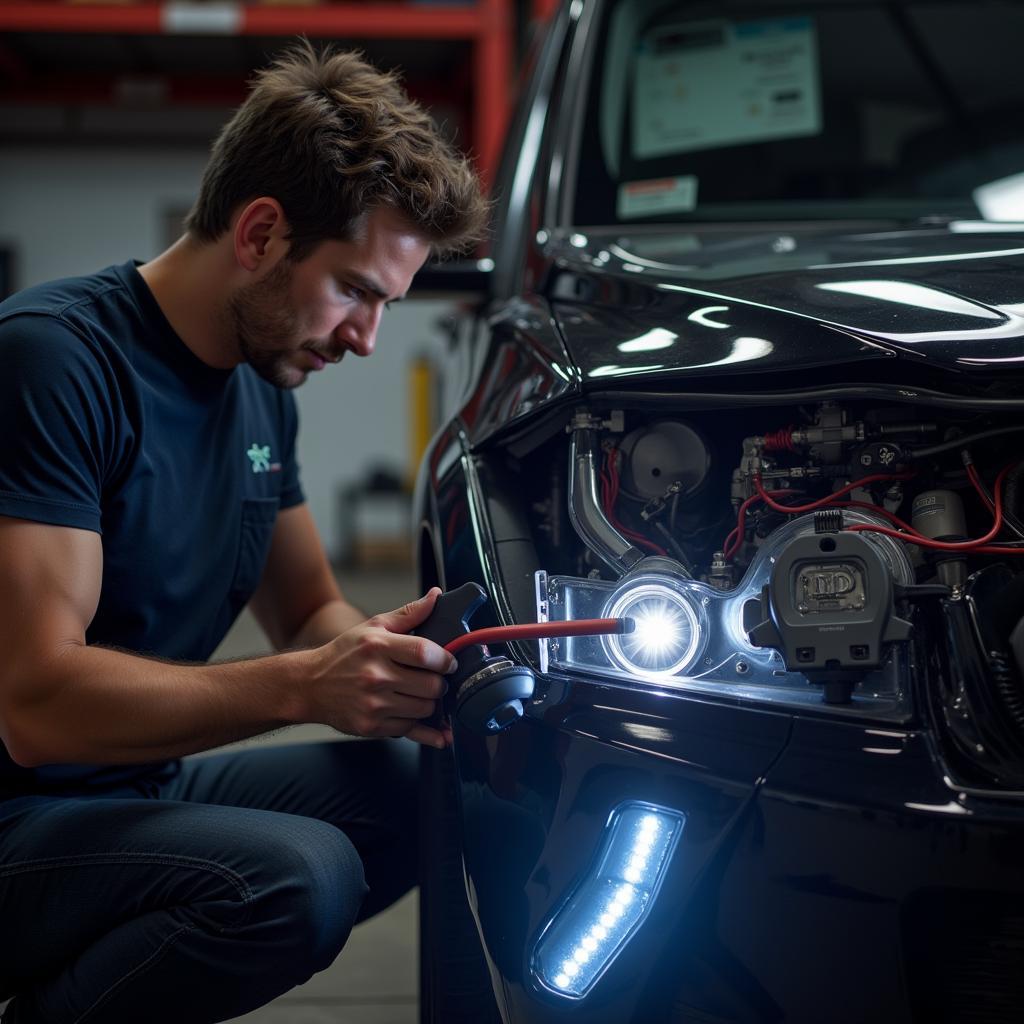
[{"x1": 210, "y1": 569, "x2": 422, "y2": 1024}]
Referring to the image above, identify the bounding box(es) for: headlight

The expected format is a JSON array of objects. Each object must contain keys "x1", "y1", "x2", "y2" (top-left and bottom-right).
[
  {"x1": 535, "y1": 508, "x2": 915, "y2": 715},
  {"x1": 603, "y1": 576, "x2": 701, "y2": 680}
]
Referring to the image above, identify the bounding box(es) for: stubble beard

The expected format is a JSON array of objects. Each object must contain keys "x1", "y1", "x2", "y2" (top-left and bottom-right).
[{"x1": 230, "y1": 261, "x2": 308, "y2": 390}]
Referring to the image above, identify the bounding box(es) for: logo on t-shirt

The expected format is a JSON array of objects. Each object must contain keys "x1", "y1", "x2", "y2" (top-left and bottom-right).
[{"x1": 246, "y1": 443, "x2": 281, "y2": 474}]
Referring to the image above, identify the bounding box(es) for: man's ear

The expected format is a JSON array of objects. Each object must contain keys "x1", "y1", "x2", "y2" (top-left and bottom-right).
[{"x1": 233, "y1": 198, "x2": 290, "y2": 273}]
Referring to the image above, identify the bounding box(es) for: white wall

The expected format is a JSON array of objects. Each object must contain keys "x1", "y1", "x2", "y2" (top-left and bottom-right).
[{"x1": 0, "y1": 146, "x2": 455, "y2": 557}]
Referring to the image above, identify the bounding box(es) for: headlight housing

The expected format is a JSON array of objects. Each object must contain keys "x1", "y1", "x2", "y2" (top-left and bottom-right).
[{"x1": 536, "y1": 510, "x2": 915, "y2": 717}]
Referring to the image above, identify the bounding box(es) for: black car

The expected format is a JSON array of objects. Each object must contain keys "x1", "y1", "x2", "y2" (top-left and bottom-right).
[{"x1": 414, "y1": 2, "x2": 1024, "y2": 1021}]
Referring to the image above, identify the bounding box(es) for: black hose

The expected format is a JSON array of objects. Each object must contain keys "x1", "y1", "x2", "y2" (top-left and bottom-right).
[
  {"x1": 1005, "y1": 462, "x2": 1024, "y2": 527},
  {"x1": 549, "y1": 459, "x2": 562, "y2": 549},
  {"x1": 909, "y1": 425, "x2": 1024, "y2": 459},
  {"x1": 993, "y1": 649, "x2": 1024, "y2": 740},
  {"x1": 896, "y1": 583, "x2": 953, "y2": 600},
  {"x1": 653, "y1": 522, "x2": 694, "y2": 575}
]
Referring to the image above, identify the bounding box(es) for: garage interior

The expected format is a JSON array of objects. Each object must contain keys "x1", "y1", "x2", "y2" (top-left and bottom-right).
[
  {"x1": 0, "y1": 2, "x2": 550, "y2": 1023},
  {"x1": 4, "y1": 2, "x2": 1024, "y2": 1023}
]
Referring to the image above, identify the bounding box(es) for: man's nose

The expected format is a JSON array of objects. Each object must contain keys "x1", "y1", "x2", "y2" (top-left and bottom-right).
[{"x1": 336, "y1": 306, "x2": 381, "y2": 357}]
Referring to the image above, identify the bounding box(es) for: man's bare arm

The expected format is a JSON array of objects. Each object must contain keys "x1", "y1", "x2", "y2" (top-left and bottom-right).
[
  {"x1": 0, "y1": 517, "x2": 452, "y2": 767},
  {"x1": 248, "y1": 503, "x2": 365, "y2": 649}
]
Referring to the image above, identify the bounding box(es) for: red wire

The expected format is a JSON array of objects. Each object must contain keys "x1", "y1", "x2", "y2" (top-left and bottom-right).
[
  {"x1": 605, "y1": 451, "x2": 1021, "y2": 563},
  {"x1": 444, "y1": 618, "x2": 629, "y2": 655},
  {"x1": 835, "y1": 500, "x2": 921, "y2": 535},
  {"x1": 722, "y1": 491, "x2": 916, "y2": 559},
  {"x1": 723, "y1": 489, "x2": 797, "y2": 559},
  {"x1": 753, "y1": 471, "x2": 916, "y2": 514},
  {"x1": 727, "y1": 466, "x2": 1024, "y2": 561},
  {"x1": 602, "y1": 447, "x2": 668, "y2": 557},
  {"x1": 847, "y1": 463, "x2": 1015, "y2": 551},
  {"x1": 722, "y1": 528, "x2": 739, "y2": 559},
  {"x1": 723, "y1": 495, "x2": 922, "y2": 560},
  {"x1": 726, "y1": 495, "x2": 759, "y2": 558},
  {"x1": 967, "y1": 463, "x2": 995, "y2": 513}
]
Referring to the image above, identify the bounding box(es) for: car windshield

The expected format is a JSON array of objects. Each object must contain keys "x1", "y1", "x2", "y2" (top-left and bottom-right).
[{"x1": 573, "y1": 0, "x2": 1024, "y2": 227}]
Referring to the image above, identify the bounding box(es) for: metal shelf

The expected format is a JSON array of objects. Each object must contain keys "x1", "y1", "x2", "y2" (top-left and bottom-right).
[
  {"x1": 0, "y1": 1, "x2": 512, "y2": 185},
  {"x1": 0, "y1": 3, "x2": 488, "y2": 38}
]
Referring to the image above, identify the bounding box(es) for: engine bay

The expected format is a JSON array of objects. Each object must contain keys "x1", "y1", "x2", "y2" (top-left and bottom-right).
[
  {"x1": 485, "y1": 394, "x2": 1024, "y2": 788},
  {"x1": 526, "y1": 400, "x2": 1024, "y2": 588}
]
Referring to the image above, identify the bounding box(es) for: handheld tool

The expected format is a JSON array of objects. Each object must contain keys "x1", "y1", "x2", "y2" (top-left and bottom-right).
[{"x1": 415, "y1": 582, "x2": 633, "y2": 733}]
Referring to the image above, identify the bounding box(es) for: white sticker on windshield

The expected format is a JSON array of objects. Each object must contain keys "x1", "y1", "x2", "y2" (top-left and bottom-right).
[
  {"x1": 633, "y1": 16, "x2": 821, "y2": 160},
  {"x1": 618, "y1": 175, "x2": 698, "y2": 219}
]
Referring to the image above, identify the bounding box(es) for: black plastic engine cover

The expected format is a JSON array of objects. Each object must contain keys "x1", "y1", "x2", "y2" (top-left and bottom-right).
[{"x1": 746, "y1": 530, "x2": 912, "y2": 699}]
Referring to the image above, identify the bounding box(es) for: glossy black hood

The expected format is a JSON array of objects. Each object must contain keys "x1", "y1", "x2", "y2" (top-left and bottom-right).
[{"x1": 545, "y1": 226, "x2": 1024, "y2": 385}]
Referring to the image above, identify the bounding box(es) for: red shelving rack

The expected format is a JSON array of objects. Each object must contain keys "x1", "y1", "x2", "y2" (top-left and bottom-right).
[{"x1": 0, "y1": 0, "x2": 513, "y2": 188}]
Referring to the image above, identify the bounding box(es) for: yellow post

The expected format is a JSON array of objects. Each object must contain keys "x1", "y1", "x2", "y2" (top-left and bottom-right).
[{"x1": 408, "y1": 352, "x2": 435, "y2": 490}]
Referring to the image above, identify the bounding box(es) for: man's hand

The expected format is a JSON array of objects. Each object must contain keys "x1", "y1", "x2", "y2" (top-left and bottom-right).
[{"x1": 305, "y1": 588, "x2": 456, "y2": 748}]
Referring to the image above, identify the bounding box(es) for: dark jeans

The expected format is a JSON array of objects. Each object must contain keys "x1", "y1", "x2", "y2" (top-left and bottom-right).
[{"x1": 0, "y1": 739, "x2": 418, "y2": 1024}]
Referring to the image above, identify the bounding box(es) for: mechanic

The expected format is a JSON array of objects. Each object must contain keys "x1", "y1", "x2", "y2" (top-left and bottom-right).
[{"x1": 0, "y1": 42, "x2": 487, "y2": 1024}]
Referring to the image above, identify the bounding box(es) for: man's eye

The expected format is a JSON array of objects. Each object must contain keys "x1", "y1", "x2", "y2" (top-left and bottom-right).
[{"x1": 384, "y1": 301, "x2": 394, "y2": 312}]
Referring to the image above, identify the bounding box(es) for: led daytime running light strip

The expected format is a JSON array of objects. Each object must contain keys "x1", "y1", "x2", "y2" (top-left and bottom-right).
[{"x1": 533, "y1": 803, "x2": 685, "y2": 999}]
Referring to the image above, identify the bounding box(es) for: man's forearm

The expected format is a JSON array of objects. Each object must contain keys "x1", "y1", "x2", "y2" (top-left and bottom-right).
[
  {"x1": 4, "y1": 643, "x2": 314, "y2": 767},
  {"x1": 289, "y1": 597, "x2": 366, "y2": 649}
]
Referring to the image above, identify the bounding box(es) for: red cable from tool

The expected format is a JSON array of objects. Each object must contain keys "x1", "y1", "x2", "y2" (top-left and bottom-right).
[{"x1": 443, "y1": 618, "x2": 631, "y2": 655}]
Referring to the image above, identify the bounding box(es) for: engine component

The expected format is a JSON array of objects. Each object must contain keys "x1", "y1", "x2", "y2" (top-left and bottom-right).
[
  {"x1": 852, "y1": 441, "x2": 905, "y2": 472},
  {"x1": 744, "y1": 530, "x2": 913, "y2": 704},
  {"x1": 746, "y1": 402, "x2": 865, "y2": 470},
  {"x1": 617, "y1": 421, "x2": 709, "y2": 501},
  {"x1": 942, "y1": 565, "x2": 1024, "y2": 787},
  {"x1": 912, "y1": 489, "x2": 968, "y2": 588},
  {"x1": 706, "y1": 550, "x2": 734, "y2": 590},
  {"x1": 792, "y1": 402, "x2": 862, "y2": 464},
  {"x1": 567, "y1": 411, "x2": 645, "y2": 575}
]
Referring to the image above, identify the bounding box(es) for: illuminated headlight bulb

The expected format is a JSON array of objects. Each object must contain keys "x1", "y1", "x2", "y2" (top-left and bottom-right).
[{"x1": 603, "y1": 577, "x2": 701, "y2": 680}]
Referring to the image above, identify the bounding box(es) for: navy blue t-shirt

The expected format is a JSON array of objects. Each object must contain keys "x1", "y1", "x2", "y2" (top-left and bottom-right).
[{"x1": 0, "y1": 261, "x2": 305, "y2": 792}]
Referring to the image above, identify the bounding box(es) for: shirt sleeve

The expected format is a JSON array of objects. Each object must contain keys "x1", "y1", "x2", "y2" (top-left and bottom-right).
[
  {"x1": 0, "y1": 314, "x2": 120, "y2": 534},
  {"x1": 277, "y1": 389, "x2": 305, "y2": 511}
]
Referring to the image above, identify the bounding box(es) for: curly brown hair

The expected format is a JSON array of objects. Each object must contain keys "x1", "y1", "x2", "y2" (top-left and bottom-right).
[{"x1": 185, "y1": 41, "x2": 488, "y2": 260}]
